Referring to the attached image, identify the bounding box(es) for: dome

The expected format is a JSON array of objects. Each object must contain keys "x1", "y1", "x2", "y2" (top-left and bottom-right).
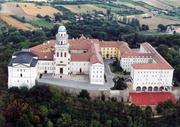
[{"x1": 58, "y1": 25, "x2": 66, "y2": 32}]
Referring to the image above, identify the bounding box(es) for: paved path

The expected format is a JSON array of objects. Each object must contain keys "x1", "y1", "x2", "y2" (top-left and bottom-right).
[
  {"x1": 37, "y1": 59, "x2": 115, "y2": 91},
  {"x1": 38, "y1": 77, "x2": 111, "y2": 90},
  {"x1": 104, "y1": 59, "x2": 115, "y2": 85}
]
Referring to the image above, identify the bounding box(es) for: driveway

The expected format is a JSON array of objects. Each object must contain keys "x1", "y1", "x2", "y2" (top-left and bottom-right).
[{"x1": 104, "y1": 59, "x2": 115, "y2": 86}]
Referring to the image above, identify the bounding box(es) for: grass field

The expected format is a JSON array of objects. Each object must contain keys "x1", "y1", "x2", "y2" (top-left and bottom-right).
[
  {"x1": 30, "y1": 19, "x2": 54, "y2": 29},
  {"x1": 63, "y1": 4, "x2": 106, "y2": 13}
]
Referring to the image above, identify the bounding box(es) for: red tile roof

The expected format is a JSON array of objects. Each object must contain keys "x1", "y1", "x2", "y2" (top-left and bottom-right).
[
  {"x1": 90, "y1": 43, "x2": 103, "y2": 64},
  {"x1": 99, "y1": 41, "x2": 119, "y2": 47},
  {"x1": 129, "y1": 92, "x2": 176, "y2": 106},
  {"x1": 71, "y1": 52, "x2": 90, "y2": 61},
  {"x1": 30, "y1": 40, "x2": 55, "y2": 60},
  {"x1": 132, "y1": 63, "x2": 173, "y2": 69}
]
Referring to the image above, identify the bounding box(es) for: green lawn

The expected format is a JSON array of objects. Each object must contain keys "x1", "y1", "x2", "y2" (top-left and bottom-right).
[{"x1": 30, "y1": 19, "x2": 54, "y2": 29}]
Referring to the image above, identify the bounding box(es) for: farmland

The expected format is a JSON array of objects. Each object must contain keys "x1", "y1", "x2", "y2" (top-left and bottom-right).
[
  {"x1": 0, "y1": 1, "x2": 180, "y2": 31},
  {"x1": 0, "y1": 14, "x2": 35, "y2": 31},
  {"x1": 136, "y1": 0, "x2": 173, "y2": 10},
  {"x1": 158, "y1": 0, "x2": 180, "y2": 8},
  {"x1": 30, "y1": 19, "x2": 54, "y2": 29},
  {"x1": 0, "y1": 2, "x2": 60, "y2": 30},
  {"x1": 113, "y1": 1, "x2": 149, "y2": 12},
  {"x1": 19, "y1": 3, "x2": 60, "y2": 17},
  {"x1": 62, "y1": 4, "x2": 106, "y2": 13},
  {"x1": 134, "y1": 14, "x2": 180, "y2": 29}
]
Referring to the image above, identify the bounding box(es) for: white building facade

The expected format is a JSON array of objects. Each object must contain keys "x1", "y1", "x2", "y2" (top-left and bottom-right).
[
  {"x1": 8, "y1": 51, "x2": 38, "y2": 88},
  {"x1": 8, "y1": 25, "x2": 105, "y2": 88},
  {"x1": 120, "y1": 42, "x2": 174, "y2": 92}
]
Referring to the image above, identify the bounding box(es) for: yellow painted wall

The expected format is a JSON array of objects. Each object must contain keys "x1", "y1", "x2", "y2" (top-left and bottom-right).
[{"x1": 100, "y1": 47, "x2": 120, "y2": 59}]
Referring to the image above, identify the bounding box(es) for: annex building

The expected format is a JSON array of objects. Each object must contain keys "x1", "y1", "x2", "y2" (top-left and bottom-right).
[{"x1": 8, "y1": 25, "x2": 174, "y2": 92}]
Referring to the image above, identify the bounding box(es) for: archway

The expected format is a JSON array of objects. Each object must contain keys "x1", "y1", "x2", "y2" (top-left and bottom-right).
[
  {"x1": 136, "y1": 86, "x2": 141, "y2": 91},
  {"x1": 154, "y1": 86, "x2": 158, "y2": 91},
  {"x1": 148, "y1": 87, "x2": 152, "y2": 91},
  {"x1": 159, "y1": 86, "x2": 164, "y2": 91},
  {"x1": 142, "y1": 86, "x2": 147, "y2": 91}
]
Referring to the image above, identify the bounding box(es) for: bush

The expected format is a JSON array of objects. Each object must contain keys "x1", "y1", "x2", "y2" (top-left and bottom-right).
[
  {"x1": 78, "y1": 89, "x2": 90, "y2": 100},
  {"x1": 111, "y1": 77, "x2": 127, "y2": 90}
]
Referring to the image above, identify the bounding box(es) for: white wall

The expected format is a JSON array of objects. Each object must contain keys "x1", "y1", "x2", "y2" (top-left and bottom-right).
[
  {"x1": 37, "y1": 60, "x2": 54, "y2": 74},
  {"x1": 8, "y1": 64, "x2": 38, "y2": 88},
  {"x1": 131, "y1": 67, "x2": 174, "y2": 92},
  {"x1": 90, "y1": 63, "x2": 104, "y2": 84},
  {"x1": 121, "y1": 57, "x2": 152, "y2": 72},
  {"x1": 70, "y1": 61, "x2": 90, "y2": 74}
]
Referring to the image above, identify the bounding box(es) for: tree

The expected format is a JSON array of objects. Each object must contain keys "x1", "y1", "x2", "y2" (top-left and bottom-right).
[
  {"x1": 90, "y1": 120, "x2": 101, "y2": 127},
  {"x1": 141, "y1": 24, "x2": 149, "y2": 31},
  {"x1": 158, "y1": 24, "x2": 167, "y2": 32},
  {"x1": 78, "y1": 89, "x2": 90, "y2": 99},
  {"x1": 59, "y1": 113, "x2": 72, "y2": 127},
  {"x1": 27, "y1": 85, "x2": 52, "y2": 102},
  {"x1": 16, "y1": 114, "x2": 32, "y2": 127},
  {"x1": 0, "y1": 113, "x2": 5, "y2": 127},
  {"x1": 112, "y1": 118, "x2": 120, "y2": 127},
  {"x1": 144, "y1": 106, "x2": 153, "y2": 118},
  {"x1": 36, "y1": 14, "x2": 42, "y2": 18},
  {"x1": 39, "y1": 105, "x2": 49, "y2": 118},
  {"x1": 111, "y1": 77, "x2": 127, "y2": 90},
  {"x1": 106, "y1": 119, "x2": 112, "y2": 127},
  {"x1": 49, "y1": 86, "x2": 62, "y2": 101},
  {"x1": 156, "y1": 100, "x2": 175, "y2": 115},
  {"x1": 47, "y1": 120, "x2": 54, "y2": 127},
  {"x1": 19, "y1": 86, "x2": 28, "y2": 96}
]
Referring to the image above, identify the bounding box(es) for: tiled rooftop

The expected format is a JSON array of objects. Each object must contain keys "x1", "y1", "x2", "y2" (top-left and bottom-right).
[{"x1": 129, "y1": 92, "x2": 176, "y2": 106}]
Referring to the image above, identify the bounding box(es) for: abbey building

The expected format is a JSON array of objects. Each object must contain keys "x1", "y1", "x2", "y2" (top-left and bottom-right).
[{"x1": 8, "y1": 25, "x2": 174, "y2": 92}]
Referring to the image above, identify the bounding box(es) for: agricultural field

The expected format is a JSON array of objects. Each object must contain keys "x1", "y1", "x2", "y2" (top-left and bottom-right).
[
  {"x1": 158, "y1": 0, "x2": 180, "y2": 8},
  {"x1": 30, "y1": 19, "x2": 54, "y2": 29},
  {"x1": 0, "y1": 2, "x2": 60, "y2": 30},
  {"x1": 135, "y1": 13, "x2": 180, "y2": 29},
  {"x1": 113, "y1": 1, "x2": 149, "y2": 12},
  {"x1": 136, "y1": 0, "x2": 173, "y2": 10},
  {"x1": 62, "y1": 4, "x2": 106, "y2": 13},
  {"x1": 19, "y1": 3, "x2": 60, "y2": 17},
  {"x1": 0, "y1": 14, "x2": 35, "y2": 31}
]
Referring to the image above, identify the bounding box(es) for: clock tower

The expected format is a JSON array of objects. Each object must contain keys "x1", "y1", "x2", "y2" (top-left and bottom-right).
[{"x1": 54, "y1": 25, "x2": 71, "y2": 77}]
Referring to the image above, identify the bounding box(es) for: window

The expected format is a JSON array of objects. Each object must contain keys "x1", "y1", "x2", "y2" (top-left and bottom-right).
[
  {"x1": 20, "y1": 73, "x2": 22, "y2": 77},
  {"x1": 64, "y1": 52, "x2": 66, "y2": 57},
  {"x1": 61, "y1": 52, "x2": 63, "y2": 57},
  {"x1": 57, "y1": 52, "x2": 59, "y2": 57}
]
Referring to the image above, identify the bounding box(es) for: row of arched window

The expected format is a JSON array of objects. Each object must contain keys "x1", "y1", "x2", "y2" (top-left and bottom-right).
[{"x1": 136, "y1": 86, "x2": 168, "y2": 91}]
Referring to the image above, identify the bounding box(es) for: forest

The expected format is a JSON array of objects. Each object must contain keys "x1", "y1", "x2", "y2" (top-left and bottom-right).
[{"x1": 0, "y1": 85, "x2": 179, "y2": 127}]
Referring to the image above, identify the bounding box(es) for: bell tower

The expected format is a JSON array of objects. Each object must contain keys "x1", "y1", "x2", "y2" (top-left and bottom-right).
[{"x1": 54, "y1": 25, "x2": 71, "y2": 77}]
